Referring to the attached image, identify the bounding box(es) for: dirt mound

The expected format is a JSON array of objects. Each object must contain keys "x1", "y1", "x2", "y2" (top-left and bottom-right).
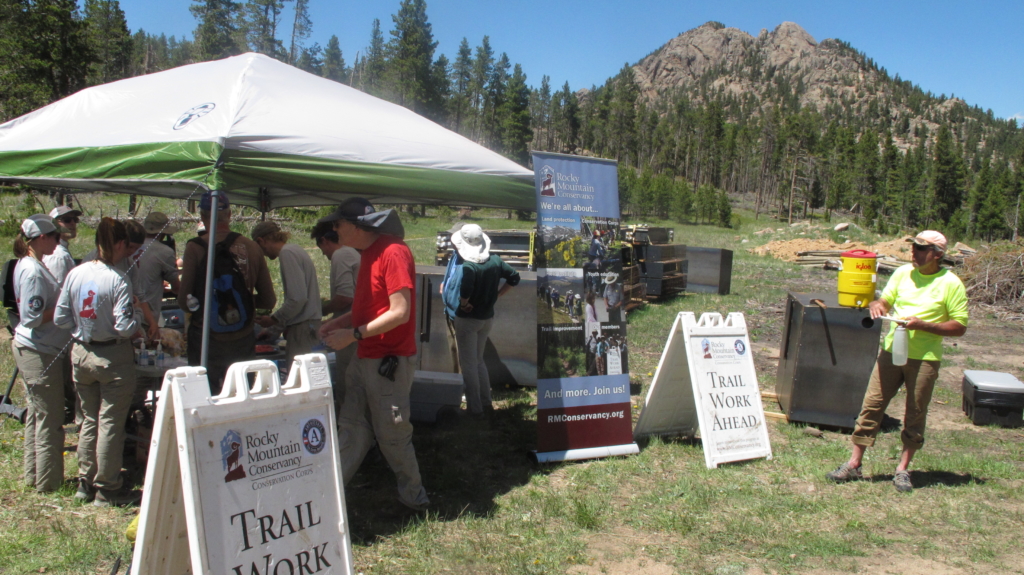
[{"x1": 751, "y1": 236, "x2": 915, "y2": 262}]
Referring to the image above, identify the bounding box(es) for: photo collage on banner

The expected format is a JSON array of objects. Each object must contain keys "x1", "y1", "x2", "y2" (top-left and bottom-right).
[{"x1": 532, "y1": 152, "x2": 633, "y2": 455}]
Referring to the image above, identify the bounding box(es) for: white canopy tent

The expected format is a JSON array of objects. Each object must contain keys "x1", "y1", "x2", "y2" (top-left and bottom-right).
[
  {"x1": 0, "y1": 52, "x2": 535, "y2": 210},
  {"x1": 0, "y1": 53, "x2": 538, "y2": 366}
]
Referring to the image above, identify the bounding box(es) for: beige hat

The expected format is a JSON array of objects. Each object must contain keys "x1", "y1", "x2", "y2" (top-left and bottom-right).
[
  {"x1": 451, "y1": 224, "x2": 491, "y2": 264},
  {"x1": 907, "y1": 230, "x2": 947, "y2": 253},
  {"x1": 603, "y1": 272, "x2": 619, "y2": 285},
  {"x1": 143, "y1": 211, "x2": 178, "y2": 235}
]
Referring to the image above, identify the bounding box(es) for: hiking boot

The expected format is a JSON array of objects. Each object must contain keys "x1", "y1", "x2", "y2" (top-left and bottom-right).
[
  {"x1": 893, "y1": 470, "x2": 913, "y2": 493},
  {"x1": 825, "y1": 462, "x2": 863, "y2": 483},
  {"x1": 399, "y1": 498, "x2": 430, "y2": 513},
  {"x1": 74, "y1": 479, "x2": 96, "y2": 503},
  {"x1": 93, "y1": 487, "x2": 141, "y2": 508}
]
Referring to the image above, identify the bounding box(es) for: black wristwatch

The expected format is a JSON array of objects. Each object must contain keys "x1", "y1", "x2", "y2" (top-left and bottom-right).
[{"x1": 353, "y1": 326, "x2": 363, "y2": 341}]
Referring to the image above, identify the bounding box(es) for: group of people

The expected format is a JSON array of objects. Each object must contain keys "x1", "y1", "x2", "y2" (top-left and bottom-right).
[
  {"x1": 585, "y1": 332, "x2": 626, "y2": 376},
  {"x1": 12, "y1": 207, "x2": 178, "y2": 506},
  {"x1": 10, "y1": 193, "x2": 443, "y2": 512}
]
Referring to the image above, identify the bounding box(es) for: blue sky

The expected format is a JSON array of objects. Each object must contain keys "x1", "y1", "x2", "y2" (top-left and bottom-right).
[{"x1": 117, "y1": 0, "x2": 1023, "y2": 121}]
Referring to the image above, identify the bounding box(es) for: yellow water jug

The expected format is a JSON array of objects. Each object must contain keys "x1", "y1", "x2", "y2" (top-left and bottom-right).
[{"x1": 838, "y1": 249, "x2": 877, "y2": 308}]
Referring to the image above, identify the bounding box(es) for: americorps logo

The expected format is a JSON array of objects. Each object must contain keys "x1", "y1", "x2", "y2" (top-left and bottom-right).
[
  {"x1": 173, "y1": 102, "x2": 216, "y2": 130},
  {"x1": 302, "y1": 418, "x2": 327, "y2": 455}
]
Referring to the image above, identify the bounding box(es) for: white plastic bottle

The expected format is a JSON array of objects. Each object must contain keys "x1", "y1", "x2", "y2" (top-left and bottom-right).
[
  {"x1": 186, "y1": 294, "x2": 200, "y2": 312},
  {"x1": 892, "y1": 325, "x2": 909, "y2": 366},
  {"x1": 155, "y1": 341, "x2": 165, "y2": 368},
  {"x1": 139, "y1": 341, "x2": 149, "y2": 367}
]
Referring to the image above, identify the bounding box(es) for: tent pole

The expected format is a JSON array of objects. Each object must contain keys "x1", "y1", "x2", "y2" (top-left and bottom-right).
[{"x1": 200, "y1": 191, "x2": 220, "y2": 368}]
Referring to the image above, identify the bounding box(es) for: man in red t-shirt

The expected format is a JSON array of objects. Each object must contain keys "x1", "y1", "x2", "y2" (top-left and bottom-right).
[{"x1": 318, "y1": 198, "x2": 428, "y2": 511}]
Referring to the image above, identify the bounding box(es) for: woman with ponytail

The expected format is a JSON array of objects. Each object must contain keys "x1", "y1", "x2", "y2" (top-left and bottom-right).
[
  {"x1": 12, "y1": 215, "x2": 70, "y2": 493},
  {"x1": 54, "y1": 217, "x2": 141, "y2": 507}
]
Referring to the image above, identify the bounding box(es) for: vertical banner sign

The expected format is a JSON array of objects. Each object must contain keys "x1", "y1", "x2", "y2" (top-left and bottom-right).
[{"x1": 532, "y1": 151, "x2": 638, "y2": 462}]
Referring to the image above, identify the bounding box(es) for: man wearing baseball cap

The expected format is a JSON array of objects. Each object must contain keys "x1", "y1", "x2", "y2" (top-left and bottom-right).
[
  {"x1": 827, "y1": 230, "x2": 968, "y2": 492},
  {"x1": 317, "y1": 197, "x2": 429, "y2": 512},
  {"x1": 44, "y1": 205, "x2": 83, "y2": 289}
]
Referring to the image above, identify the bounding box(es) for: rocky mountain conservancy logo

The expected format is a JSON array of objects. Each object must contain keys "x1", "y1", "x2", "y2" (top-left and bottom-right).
[
  {"x1": 702, "y1": 338, "x2": 712, "y2": 358},
  {"x1": 734, "y1": 339, "x2": 746, "y2": 355},
  {"x1": 221, "y1": 429, "x2": 247, "y2": 483},
  {"x1": 539, "y1": 165, "x2": 556, "y2": 197},
  {"x1": 173, "y1": 102, "x2": 216, "y2": 130},
  {"x1": 302, "y1": 418, "x2": 326, "y2": 455}
]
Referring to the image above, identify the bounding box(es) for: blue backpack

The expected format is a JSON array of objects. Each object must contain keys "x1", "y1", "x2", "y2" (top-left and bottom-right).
[
  {"x1": 188, "y1": 232, "x2": 254, "y2": 333},
  {"x1": 441, "y1": 252, "x2": 464, "y2": 319}
]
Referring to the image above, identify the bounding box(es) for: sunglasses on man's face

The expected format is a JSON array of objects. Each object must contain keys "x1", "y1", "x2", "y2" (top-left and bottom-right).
[
  {"x1": 60, "y1": 217, "x2": 79, "y2": 224},
  {"x1": 912, "y1": 243, "x2": 933, "y2": 252}
]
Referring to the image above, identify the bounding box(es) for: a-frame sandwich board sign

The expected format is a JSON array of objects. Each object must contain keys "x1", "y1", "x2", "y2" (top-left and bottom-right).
[
  {"x1": 131, "y1": 354, "x2": 354, "y2": 575},
  {"x1": 633, "y1": 312, "x2": 772, "y2": 469}
]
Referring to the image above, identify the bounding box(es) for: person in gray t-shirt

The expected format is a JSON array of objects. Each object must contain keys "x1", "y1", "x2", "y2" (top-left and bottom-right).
[
  {"x1": 54, "y1": 217, "x2": 141, "y2": 506},
  {"x1": 311, "y1": 222, "x2": 360, "y2": 405},
  {"x1": 43, "y1": 205, "x2": 82, "y2": 289},
  {"x1": 134, "y1": 212, "x2": 181, "y2": 329},
  {"x1": 12, "y1": 215, "x2": 71, "y2": 493},
  {"x1": 252, "y1": 221, "x2": 322, "y2": 364}
]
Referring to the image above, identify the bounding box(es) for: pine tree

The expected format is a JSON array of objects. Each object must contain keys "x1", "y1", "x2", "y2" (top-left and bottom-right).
[
  {"x1": 0, "y1": 0, "x2": 92, "y2": 121},
  {"x1": 385, "y1": 0, "x2": 438, "y2": 116},
  {"x1": 930, "y1": 124, "x2": 965, "y2": 225},
  {"x1": 499, "y1": 63, "x2": 532, "y2": 164},
  {"x1": 84, "y1": 0, "x2": 132, "y2": 85},
  {"x1": 241, "y1": 0, "x2": 287, "y2": 59},
  {"x1": 288, "y1": 0, "x2": 311, "y2": 65},
  {"x1": 190, "y1": 0, "x2": 241, "y2": 61},
  {"x1": 359, "y1": 19, "x2": 386, "y2": 95},
  {"x1": 295, "y1": 42, "x2": 322, "y2": 75},
  {"x1": 450, "y1": 38, "x2": 473, "y2": 132},
  {"x1": 321, "y1": 35, "x2": 347, "y2": 83},
  {"x1": 469, "y1": 36, "x2": 493, "y2": 140}
]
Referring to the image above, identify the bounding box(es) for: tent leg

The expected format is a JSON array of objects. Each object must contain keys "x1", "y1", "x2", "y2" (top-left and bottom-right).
[{"x1": 200, "y1": 191, "x2": 220, "y2": 368}]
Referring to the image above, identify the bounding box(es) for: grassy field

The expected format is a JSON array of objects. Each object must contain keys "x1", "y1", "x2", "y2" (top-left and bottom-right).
[{"x1": 1, "y1": 192, "x2": 1023, "y2": 574}]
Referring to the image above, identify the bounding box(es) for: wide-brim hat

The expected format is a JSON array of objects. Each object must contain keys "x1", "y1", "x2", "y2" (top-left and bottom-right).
[
  {"x1": 906, "y1": 230, "x2": 947, "y2": 252},
  {"x1": 318, "y1": 198, "x2": 405, "y2": 239},
  {"x1": 451, "y1": 224, "x2": 491, "y2": 264},
  {"x1": 143, "y1": 211, "x2": 178, "y2": 235},
  {"x1": 603, "y1": 272, "x2": 619, "y2": 284}
]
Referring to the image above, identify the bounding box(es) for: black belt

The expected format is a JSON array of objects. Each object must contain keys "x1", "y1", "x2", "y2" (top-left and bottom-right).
[{"x1": 75, "y1": 338, "x2": 126, "y2": 347}]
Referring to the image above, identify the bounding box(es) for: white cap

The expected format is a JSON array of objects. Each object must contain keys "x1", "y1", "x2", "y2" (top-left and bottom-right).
[{"x1": 21, "y1": 214, "x2": 58, "y2": 239}]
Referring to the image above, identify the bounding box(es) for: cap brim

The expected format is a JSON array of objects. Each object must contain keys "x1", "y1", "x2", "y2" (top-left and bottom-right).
[{"x1": 317, "y1": 211, "x2": 349, "y2": 224}]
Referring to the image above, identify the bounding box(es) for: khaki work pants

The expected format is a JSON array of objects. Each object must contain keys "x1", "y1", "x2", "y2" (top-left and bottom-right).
[
  {"x1": 337, "y1": 355, "x2": 428, "y2": 508},
  {"x1": 72, "y1": 341, "x2": 137, "y2": 492},
  {"x1": 331, "y1": 344, "x2": 356, "y2": 408},
  {"x1": 284, "y1": 319, "x2": 322, "y2": 365},
  {"x1": 13, "y1": 342, "x2": 69, "y2": 492},
  {"x1": 454, "y1": 316, "x2": 494, "y2": 414},
  {"x1": 852, "y1": 350, "x2": 941, "y2": 451}
]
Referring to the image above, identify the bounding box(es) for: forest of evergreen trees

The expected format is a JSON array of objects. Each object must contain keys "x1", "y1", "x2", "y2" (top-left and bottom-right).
[{"x1": 1, "y1": 0, "x2": 1022, "y2": 241}]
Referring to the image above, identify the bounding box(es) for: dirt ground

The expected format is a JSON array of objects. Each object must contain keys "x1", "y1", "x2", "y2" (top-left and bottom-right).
[{"x1": 750, "y1": 236, "x2": 917, "y2": 262}]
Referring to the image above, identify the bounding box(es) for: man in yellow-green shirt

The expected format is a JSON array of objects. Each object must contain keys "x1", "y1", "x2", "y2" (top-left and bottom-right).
[{"x1": 827, "y1": 230, "x2": 968, "y2": 493}]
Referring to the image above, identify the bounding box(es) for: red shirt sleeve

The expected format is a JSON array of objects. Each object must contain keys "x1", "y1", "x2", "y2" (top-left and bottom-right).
[{"x1": 381, "y1": 243, "x2": 415, "y2": 296}]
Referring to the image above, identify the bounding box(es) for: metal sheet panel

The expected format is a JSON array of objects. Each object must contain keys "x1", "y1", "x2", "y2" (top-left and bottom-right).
[
  {"x1": 685, "y1": 247, "x2": 733, "y2": 294},
  {"x1": 414, "y1": 265, "x2": 537, "y2": 387},
  {"x1": 775, "y1": 292, "x2": 881, "y2": 428}
]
